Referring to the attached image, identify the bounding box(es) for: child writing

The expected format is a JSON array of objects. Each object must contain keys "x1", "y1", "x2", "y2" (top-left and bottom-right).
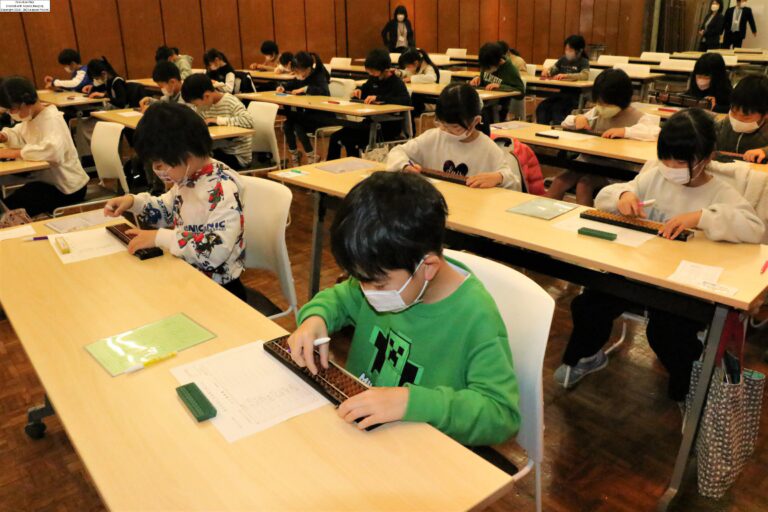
[
  {"x1": 396, "y1": 48, "x2": 440, "y2": 84},
  {"x1": 103, "y1": 102, "x2": 247, "y2": 300},
  {"x1": 686, "y1": 52, "x2": 731, "y2": 114},
  {"x1": 555, "y1": 109, "x2": 764, "y2": 404},
  {"x1": 0, "y1": 76, "x2": 89, "y2": 215},
  {"x1": 249, "y1": 40, "x2": 281, "y2": 70},
  {"x1": 181, "y1": 74, "x2": 254, "y2": 170},
  {"x1": 546, "y1": 69, "x2": 661, "y2": 205},
  {"x1": 470, "y1": 42, "x2": 525, "y2": 125},
  {"x1": 43, "y1": 49, "x2": 91, "y2": 92},
  {"x1": 715, "y1": 75, "x2": 768, "y2": 163},
  {"x1": 288, "y1": 171, "x2": 521, "y2": 447},
  {"x1": 83, "y1": 57, "x2": 145, "y2": 109},
  {"x1": 155, "y1": 45, "x2": 194, "y2": 81},
  {"x1": 387, "y1": 83, "x2": 521, "y2": 190},
  {"x1": 536, "y1": 35, "x2": 590, "y2": 125},
  {"x1": 139, "y1": 61, "x2": 186, "y2": 111},
  {"x1": 204, "y1": 48, "x2": 237, "y2": 94}
]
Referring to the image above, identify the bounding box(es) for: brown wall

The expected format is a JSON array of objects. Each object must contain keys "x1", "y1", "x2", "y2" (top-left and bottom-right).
[{"x1": 2, "y1": 0, "x2": 651, "y2": 86}]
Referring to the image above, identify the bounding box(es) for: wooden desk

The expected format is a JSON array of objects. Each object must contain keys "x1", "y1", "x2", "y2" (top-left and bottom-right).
[
  {"x1": 0, "y1": 217, "x2": 514, "y2": 511},
  {"x1": 269, "y1": 160, "x2": 768, "y2": 511},
  {"x1": 248, "y1": 70, "x2": 296, "y2": 81},
  {"x1": 632, "y1": 102, "x2": 678, "y2": 120},
  {"x1": 128, "y1": 78, "x2": 160, "y2": 91},
  {"x1": 36, "y1": 90, "x2": 106, "y2": 108},
  {"x1": 0, "y1": 158, "x2": 49, "y2": 177},
  {"x1": 672, "y1": 51, "x2": 768, "y2": 66},
  {"x1": 408, "y1": 83, "x2": 520, "y2": 101},
  {"x1": 534, "y1": 64, "x2": 663, "y2": 99},
  {"x1": 91, "y1": 109, "x2": 255, "y2": 141},
  {"x1": 330, "y1": 64, "x2": 369, "y2": 79}
]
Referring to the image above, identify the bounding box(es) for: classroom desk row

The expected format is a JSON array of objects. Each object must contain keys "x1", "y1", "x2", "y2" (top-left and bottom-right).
[
  {"x1": 267, "y1": 159, "x2": 768, "y2": 510},
  {"x1": 0, "y1": 216, "x2": 513, "y2": 511},
  {"x1": 90, "y1": 109, "x2": 255, "y2": 140}
]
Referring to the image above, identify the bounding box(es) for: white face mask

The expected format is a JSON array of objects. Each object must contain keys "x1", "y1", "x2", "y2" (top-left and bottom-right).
[
  {"x1": 438, "y1": 119, "x2": 478, "y2": 142},
  {"x1": 565, "y1": 51, "x2": 578, "y2": 61},
  {"x1": 729, "y1": 112, "x2": 761, "y2": 133},
  {"x1": 64, "y1": 66, "x2": 73, "y2": 74},
  {"x1": 153, "y1": 163, "x2": 191, "y2": 186},
  {"x1": 92, "y1": 78, "x2": 105, "y2": 87},
  {"x1": 9, "y1": 111, "x2": 31, "y2": 123},
  {"x1": 658, "y1": 161, "x2": 706, "y2": 185},
  {"x1": 696, "y1": 78, "x2": 711, "y2": 90},
  {"x1": 595, "y1": 104, "x2": 621, "y2": 119},
  {"x1": 396, "y1": 14, "x2": 405, "y2": 21},
  {"x1": 361, "y1": 259, "x2": 428, "y2": 313},
  {"x1": 161, "y1": 87, "x2": 173, "y2": 97}
]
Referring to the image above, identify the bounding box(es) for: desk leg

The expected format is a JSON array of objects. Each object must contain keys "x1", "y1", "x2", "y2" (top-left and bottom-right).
[
  {"x1": 25, "y1": 394, "x2": 54, "y2": 439},
  {"x1": 640, "y1": 81, "x2": 651, "y2": 102},
  {"x1": 309, "y1": 192, "x2": 327, "y2": 300},
  {"x1": 404, "y1": 111, "x2": 413, "y2": 139},
  {"x1": 577, "y1": 90, "x2": 587, "y2": 110},
  {"x1": 657, "y1": 305, "x2": 728, "y2": 511},
  {"x1": 368, "y1": 121, "x2": 379, "y2": 150}
]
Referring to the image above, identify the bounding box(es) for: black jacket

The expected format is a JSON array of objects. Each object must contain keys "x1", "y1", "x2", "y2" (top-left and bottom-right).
[
  {"x1": 284, "y1": 69, "x2": 330, "y2": 96},
  {"x1": 381, "y1": 19, "x2": 414, "y2": 51},
  {"x1": 723, "y1": 6, "x2": 757, "y2": 38},
  {"x1": 93, "y1": 76, "x2": 145, "y2": 108},
  {"x1": 358, "y1": 73, "x2": 411, "y2": 106},
  {"x1": 700, "y1": 12, "x2": 724, "y2": 42}
]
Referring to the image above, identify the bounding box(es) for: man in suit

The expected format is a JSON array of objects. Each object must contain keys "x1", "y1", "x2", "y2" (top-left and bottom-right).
[{"x1": 722, "y1": 0, "x2": 757, "y2": 48}]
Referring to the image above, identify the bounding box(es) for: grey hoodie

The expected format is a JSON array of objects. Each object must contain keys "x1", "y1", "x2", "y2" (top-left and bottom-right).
[{"x1": 174, "y1": 54, "x2": 194, "y2": 81}]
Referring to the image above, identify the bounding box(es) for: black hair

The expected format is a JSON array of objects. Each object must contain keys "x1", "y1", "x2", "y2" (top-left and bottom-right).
[
  {"x1": 171, "y1": 47, "x2": 180, "y2": 55},
  {"x1": 478, "y1": 42, "x2": 506, "y2": 70},
  {"x1": 0, "y1": 76, "x2": 38, "y2": 109},
  {"x1": 364, "y1": 48, "x2": 392, "y2": 71},
  {"x1": 592, "y1": 68, "x2": 633, "y2": 109},
  {"x1": 564, "y1": 34, "x2": 588, "y2": 59},
  {"x1": 689, "y1": 52, "x2": 731, "y2": 99},
  {"x1": 203, "y1": 48, "x2": 231, "y2": 68},
  {"x1": 393, "y1": 5, "x2": 408, "y2": 19},
  {"x1": 435, "y1": 83, "x2": 482, "y2": 129},
  {"x1": 152, "y1": 61, "x2": 181, "y2": 83},
  {"x1": 657, "y1": 108, "x2": 715, "y2": 167},
  {"x1": 330, "y1": 171, "x2": 447, "y2": 282},
  {"x1": 86, "y1": 57, "x2": 118, "y2": 80},
  {"x1": 398, "y1": 48, "x2": 440, "y2": 82},
  {"x1": 497, "y1": 40, "x2": 510, "y2": 54},
  {"x1": 710, "y1": 0, "x2": 723, "y2": 12},
  {"x1": 260, "y1": 40, "x2": 279, "y2": 56},
  {"x1": 279, "y1": 52, "x2": 294, "y2": 66},
  {"x1": 155, "y1": 45, "x2": 174, "y2": 62},
  {"x1": 181, "y1": 73, "x2": 215, "y2": 102},
  {"x1": 294, "y1": 51, "x2": 330, "y2": 81},
  {"x1": 134, "y1": 102, "x2": 212, "y2": 166},
  {"x1": 58, "y1": 48, "x2": 81, "y2": 66},
  {"x1": 731, "y1": 75, "x2": 768, "y2": 116}
]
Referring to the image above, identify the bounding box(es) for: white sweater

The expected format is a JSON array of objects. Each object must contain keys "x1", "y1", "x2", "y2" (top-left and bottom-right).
[
  {"x1": 128, "y1": 160, "x2": 245, "y2": 284},
  {"x1": 562, "y1": 106, "x2": 661, "y2": 141},
  {"x1": 401, "y1": 62, "x2": 438, "y2": 84},
  {"x1": 1, "y1": 105, "x2": 89, "y2": 194},
  {"x1": 595, "y1": 160, "x2": 765, "y2": 243},
  {"x1": 386, "y1": 128, "x2": 522, "y2": 190}
]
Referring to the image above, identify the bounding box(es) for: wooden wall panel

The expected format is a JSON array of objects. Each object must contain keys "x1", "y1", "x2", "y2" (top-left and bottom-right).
[
  {"x1": 70, "y1": 0, "x2": 126, "y2": 77},
  {"x1": 437, "y1": 0, "x2": 460, "y2": 53},
  {"x1": 201, "y1": 0, "x2": 243, "y2": 68},
  {"x1": 238, "y1": 0, "x2": 274, "y2": 67},
  {"x1": 605, "y1": 0, "x2": 621, "y2": 53},
  {"x1": 161, "y1": 0, "x2": 205, "y2": 68},
  {"x1": 564, "y1": 0, "x2": 581, "y2": 38},
  {"x1": 459, "y1": 0, "x2": 480, "y2": 53},
  {"x1": 117, "y1": 0, "x2": 164, "y2": 79},
  {"x1": 516, "y1": 0, "x2": 535, "y2": 61},
  {"x1": 305, "y1": 0, "x2": 337, "y2": 61},
  {"x1": 532, "y1": 0, "x2": 551, "y2": 63},
  {"x1": 580, "y1": 0, "x2": 595, "y2": 43},
  {"x1": 622, "y1": 0, "x2": 646, "y2": 56},
  {"x1": 549, "y1": 0, "x2": 567, "y2": 59},
  {"x1": 479, "y1": 0, "x2": 500, "y2": 47},
  {"x1": 414, "y1": 0, "x2": 438, "y2": 52},
  {"x1": 498, "y1": 0, "x2": 518, "y2": 50},
  {"x1": 392, "y1": 0, "x2": 415, "y2": 22},
  {"x1": 274, "y1": 0, "x2": 307, "y2": 54},
  {"x1": 0, "y1": 14, "x2": 34, "y2": 83},
  {"x1": 22, "y1": 2, "x2": 78, "y2": 87},
  {"x1": 334, "y1": 0, "x2": 347, "y2": 57},
  {"x1": 346, "y1": 0, "x2": 389, "y2": 57},
  {"x1": 592, "y1": 0, "x2": 607, "y2": 46}
]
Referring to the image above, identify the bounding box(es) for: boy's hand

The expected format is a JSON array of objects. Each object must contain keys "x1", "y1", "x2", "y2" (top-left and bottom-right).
[
  {"x1": 287, "y1": 315, "x2": 329, "y2": 375},
  {"x1": 467, "y1": 171, "x2": 503, "y2": 188},
  {"x1": 469, "y1": 76, "x2": 481, "y2": 87},
  {"x1": 337, "y1": 387, "x2": 409, "y2": 430},
  {"x1": 82, "y1": 84, "x2": 92, "y2": 94},
  {"x1": 660, "y1": 211, "x2": 701, "y2": 239},
  {"x1": 124, "y1": 229, "x2": 158, "y2": 254},
  {"x1": 485, "y1": 83, "x2": 500, "y2": 91},
  {"x1": 249, "y1": 63, "x2": 258, "y2": 70},
  {"x1": 744, "y1": 148, "x2": 766, "y2": 163},
  {"x1": 363, "y1": 95, "x2": 377, "y2": 104},
  {"x1": 0, "y1": 148, "x2": 21, "y2": 159},
  {"x1": 139, "y1": 97, "x2": 152, "y2": 112},
  {"x1": 617, "y1": 191, "x2": 645, "y2": 217},
  {"x1": 88, "y1": 91, "x2": 105, "y2": 99},
  {"x1": 275, "y1": 85, "x2": 285, "y2": 93},
  {"x1": 104, "y1": 195, "x2": 134, "y2": 217},
  {"x1": 602, "y1": 127, "x2": 626, "y2": 139},
  {"x1": 705, "y1": 96, "x2": 717, "y2": 109},
  {"x1": 0, "y1": 132, "x2": 7, "y2": 143},
  {"x1": 402, "y1": 163, "x2": 422, "y2": 173},
  {"x1": 552, "y1": 73, "x2": 567, "y2": 80},
  {"x1": 290, "y1": 88, "x2": 304, "y2": 95},
  {"x1": 403, "y1": 76, "x2": 411, "y2": 83},
  {"x1": 205, "y1": 117, "x2": 218, "y2": 126},
  {"x1": 573, "y1": 115, "x2": 591, "y2": 131},
  {"x1": 352, "y1": 89, "x2": 362, "y2": 99},
  {"x1": 44, "y1": 76, "x2": 54, "y2": 88},
  {"x1": 540, "y1": 68, "x2": 550, "y2": 78}
]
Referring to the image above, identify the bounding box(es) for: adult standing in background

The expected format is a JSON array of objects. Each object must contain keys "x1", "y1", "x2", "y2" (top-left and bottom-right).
[
  {"x1": 382, "y1": 5, "x2": 414, "y2": 53},
  {"x1": 722, "y1": 0, "x2": 757, "y2": 49},
  {"x1": 698, "y1": 1, "x2": 724, "y2": 51}
]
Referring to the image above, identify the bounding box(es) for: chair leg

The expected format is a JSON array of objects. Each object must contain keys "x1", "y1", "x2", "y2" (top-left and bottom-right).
[{"x1": 535, "y1": 463, "x2": 542, "y2": 512}]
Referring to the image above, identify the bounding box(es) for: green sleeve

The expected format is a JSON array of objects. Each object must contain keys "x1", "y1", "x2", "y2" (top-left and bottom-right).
[
  {"x1": 297, "y1": 278, "x2": 363, "y2": 332},
  {"x1": 402, "y1": 336, "x2": 521, "y2": 446},
  {"x1": 497, "y1": 60, "x2": 525, "y2": 94}
]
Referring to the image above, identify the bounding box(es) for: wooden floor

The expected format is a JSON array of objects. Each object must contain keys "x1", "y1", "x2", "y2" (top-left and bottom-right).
[{"x1": 1, "y1": 187, "x2": 767, "y2": 512}]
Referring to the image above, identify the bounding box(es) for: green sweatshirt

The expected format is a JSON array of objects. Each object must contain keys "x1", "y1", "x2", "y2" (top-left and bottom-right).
[
  {"x1": 480, "y1": 57, "x2": 525, "y2": 95},
  {"x1": 297, "y1": 259, "x2": 521, "y2": 446}
]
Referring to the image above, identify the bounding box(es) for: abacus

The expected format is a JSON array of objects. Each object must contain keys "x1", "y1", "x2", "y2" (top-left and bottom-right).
[
  {"x1": 648, "y1": 91, "x2": 709, "y2": 109},
  {"x1": 580, "y1": 209, "x2": 693, "y2": 241},
  {"x1": 419, "y1": 168, "x2": 468, "y2": 185},
  {"x1": 106, "y1": 223, "x2": 164, "y2": 259}
]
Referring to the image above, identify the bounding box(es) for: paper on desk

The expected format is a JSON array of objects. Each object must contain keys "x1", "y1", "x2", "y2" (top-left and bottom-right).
[
  {"x1": 324, "y1": 100, "x2": 353, "y2": 106},
  {"x1": 117, "y1": 111, "x2": 143, "y2": 117},
  {"x1": 274, "y1": 170, "x2": 309, "y2": 178},
  {"x1": 316, "y1": 158, "x2": 376, "y2": 174},
  {"x1": 46, "y1": 209, "x2": 113, "y2": 233},
  {"x1": 48, "y1": 228, "x2": 126, "y2": 264},
  {"x1": 554, "y1": 216, "x2": 655, "y2": 247},
  {"x1": 668, "y1": 260, "x2": 738, "y2": 296},
  {"x1": 537, "y1": 129, "x2": 593, "y2": 141},
  {"x1": 491, "y1": 121, "x2": 527, "y2": 130},
  {"x1": 171, "y1": 342, "x2": 329, "y2": 442},
  {"x1": 0, "y1": 224, "x2": 35, "y2": 242}
]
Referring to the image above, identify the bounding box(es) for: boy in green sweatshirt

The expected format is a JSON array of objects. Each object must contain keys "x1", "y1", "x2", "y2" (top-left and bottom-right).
[
  {"x1": 470, "y1": 42, "x2": 525, "y2": 125},
  {"x1": 288, "y1": 172, "x2": 520, "y2": 447}
]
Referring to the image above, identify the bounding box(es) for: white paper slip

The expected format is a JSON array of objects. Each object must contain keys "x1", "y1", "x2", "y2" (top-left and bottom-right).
[
  {"x1": 117, "y1": 111, "x2": 143, "y2": 118},
  {"x1": 171, "y1": 342, "x2": 329, "y2": 442},
  {"x1": 0, "y1": 224, "x2": 35, "y2": 242},
  {"x1": 316, "y1": 158, "x2": 376, "y2": 174},
  {"x1": 274, "y1": 170, "x2": 309, "y2": 178},
  {"x1": 554, "y1": 216, "x2": 655, "y2": 247},
  {"x1": 668, "y1": 260, "x2": 729, "y2": 289},
  {"x1": 48, "y1": 228, "x2": 127, "y2": 264},
  {"x1": 536, "y1": 129, "x2": 593, "y2": 141},
  {"x1": 491, "y1": 121, "x2": 527, "y2": 130},
  {"x1": 46, "y1": 209, "x2": 113, "y2": 233}
]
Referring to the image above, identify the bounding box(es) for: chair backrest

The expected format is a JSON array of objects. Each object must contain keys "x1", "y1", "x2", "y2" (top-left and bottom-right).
[
  {"x1": 90, "y1": 121, "x2": 130, "y2": 194},
  {"x1": 525, "y1": 64, "x2": 537, "y2": 76},
  {"x1": 722, "y1": 55, "x2": 738, "y2": 66},
  {"x1": 430, "y1": 54, "x2": 452, "y2": 66},
  {"x1": 588, "y1": 68, "x2": 604, "y2": 81},
  {"x1": 438, "y1": 69, "x2": 452, "y2": 85},
  {"x1": 246, "y1": 102, "x2": 280, "y2": 166},
  {"x1": 613, "y1": 63, "x2": 651, "y2": 75},
  {"x1": 329, "y1": 77, "x2": 356, "y2": 98},
  {"x1": 542, "y1": 58, "x2": 557, "y2": 71},
  {"x1": 443, "y1": 249, "x2": 554, "y2": 464},
  {"x1": 640, "y1": 51, "x2": 670, "y2": 61},
  {"x1": 240, "y1": 176, "x2": 298, "y2": 313},
  {"x1": 597, "y1": 55, "x2": 630, "y2": 65},
  {"x1": 390, "y1": 53, "x2": 403, "y2": 65},
  {"x1": 446, "y1": 48, "x2": 467, "y2": 58},
  {"x1": 329, "y1": 57, "x2": 351, "y2": 69},
  {"x1": 660, "y1": 58, "x2": 696, "y2": 71}
]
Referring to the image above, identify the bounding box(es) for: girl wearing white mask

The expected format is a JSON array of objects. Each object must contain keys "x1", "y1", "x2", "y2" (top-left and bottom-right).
[
  {"x1": 386, "y1": 83, "x2": 522, "y2": 190},
  {"x1": 0, "y1": 76, "x2": 89, "y2": 216},
  {"x1": 697, "y1": 0, "x2": 724, "y2": 51},
  {"x1": 555, "y1": 109, "x2": 763, "y2": 403},
  {"x1": 82, "y1": 57, "x2": 145, "y2": 109},
  {"x1": 715, "y1": 75, "x2": 768, "y2": 164},
  {"x1": 381, "y1": 5, "x2": 414, "y2": 53},
  {"x1": 686, "y1": 52, "x2": 731, "y2": 113}
]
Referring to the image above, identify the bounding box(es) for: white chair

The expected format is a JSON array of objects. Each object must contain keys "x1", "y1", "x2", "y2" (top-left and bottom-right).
[
  {"x1": 588, "y1": 68, "x2": 604, "y2": 81},
  {"x1": 542, "y1": 58, "x2": 558, "y2": 71},
  {"x1": 246, "y1": 102, "x2": 281, "y2": 174},
  {"x1": 525, "y1": 64, "x2": 538, "y2": 76},
  {"x1": 329, "y1": 57, "x2": 351, "y2": 69},
  {"x1": 438, "y1": 69, "x2": 452, "y2": 85},
  {"x1": 613, "y1": 63, "x2": 651, "y2": 75},
  {"x1": 430, "y1": 54, "x2": 452, "y2": 66},
  {"x1": 722, "y1": 55, "x2": 738, "y2": 66},
  {"x1": 660, "y1": 59, "x2": 695, "y2": 71},
  {"x1": 640, "y1": 52, "x2": 670, "y2": 61},
  {"x1": 240, "y1": 176, "x2": 298, "y2": 320},
  {"x1": 329, "y1": 77, "x2": 356, "y2": 98},
  {"x1": 597, "y1": 55, "x2": 630, "y2": 65},
  {"x1": 443, "y1": 249, "x2": 553, "y2": 512},
  {"x1": 390, "y1": 53, "x2": 403, "y2": 65},
  {"x1": 446, "y1": 48, "x2": 468, "y2": 58},
  {"x1": 53, "y1": 121, "x2": 130, "y2": 217}
]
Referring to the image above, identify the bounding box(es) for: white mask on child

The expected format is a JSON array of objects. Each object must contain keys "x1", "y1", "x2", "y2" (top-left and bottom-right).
[
  {"x1": 161, "y1": 87, "x2": 173, "y2": 97},
  {"x1": 729, "y1": 112, "x2": 761, "y2": 133},
  {"x1": 696, "y1": 78, "x2": 711, "y2": 90},
  {"x1": 361, "y1": 259, "x2": 428, "y2": 313},
  {"x1": 397, "y1": 14, "x2": 405, "y2": 21},
  {"x1": 92, "y1": 79, "x2": 105, "y2": 87},
  {"x1": 565, "y1": 51, "x2": 578, "y2": 61},
  {"x1": 153, "y1": 163, "x2": 192, "y2": 186},
  {"x1": 64, "y1": 66, "x2": 73, "y2": 74},
  {"x1": 595, "y1": 104, "x2": 621, "y2": 119},
  {"x1": 658, "y1": 161, "x2": 705, "y2": 185},
  {"x1": 9, "y1": 112, "x2": 31, "y2": 122}
]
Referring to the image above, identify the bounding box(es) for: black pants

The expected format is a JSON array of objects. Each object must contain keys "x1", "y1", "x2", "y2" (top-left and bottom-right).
[
  {"x1": 284, "y1": 111, "x2": 334, "y2": 153},
  {"x1": 480, "y1": 98, "x2": 512, "y2": 126},
  {"x1": 212, "y1": 149, "x2": 245, "y2": 170},
  {"x1": 723, "y1": 31, "x2": 744, "y2": 49},
  {"x1": 535, "y1": 93, "x2": 579, "y2": 126},
  {"x1": 564, "y1": 288, "x2": 704, "y2": 401},
  {"x1": 222, "y1": 277, "x2": 247, "y2": 302},
  {"x1": 327, "y1": 121, "x2": 403, "y2": 160},
  {"x1": 4, "y1": 182, "x2": 87, "y2": 217}
]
